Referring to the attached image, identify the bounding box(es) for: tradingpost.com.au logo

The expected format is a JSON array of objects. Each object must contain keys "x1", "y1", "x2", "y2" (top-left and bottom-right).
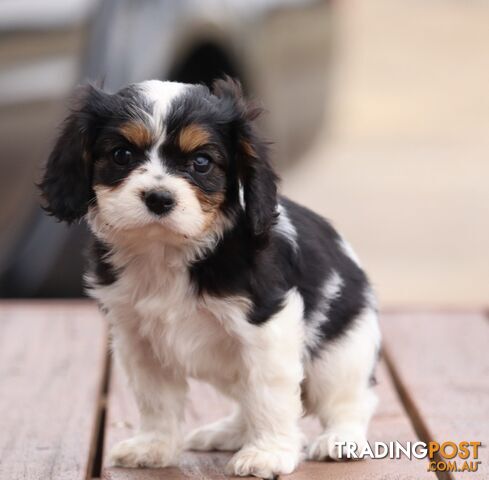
[{"x1": 335, "y1": 441, "x2": 482, "y2": 473}]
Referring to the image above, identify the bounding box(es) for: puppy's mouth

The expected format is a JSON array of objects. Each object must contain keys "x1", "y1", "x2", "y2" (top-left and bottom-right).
[{"x1": 108, "y1": 220, "x2": 193, "y2": 248}]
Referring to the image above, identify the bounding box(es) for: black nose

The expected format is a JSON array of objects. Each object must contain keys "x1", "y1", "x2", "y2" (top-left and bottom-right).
[{"x1": 144, "y1": 190, "x2": 175, "y2": 215}]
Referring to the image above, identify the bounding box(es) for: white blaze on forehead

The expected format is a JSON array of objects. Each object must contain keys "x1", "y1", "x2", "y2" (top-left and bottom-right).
[
  {"x1": 144, "y1": 155, "x2": 167, "y2": 177},
  {"x1": 138, "y1": 80, "x2": 190, "y2": 136}
]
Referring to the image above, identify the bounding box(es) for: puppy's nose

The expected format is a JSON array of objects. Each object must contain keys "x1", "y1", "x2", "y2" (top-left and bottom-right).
[{"x1": 144, "y1": 189, "x2": 175, "y2": 215}]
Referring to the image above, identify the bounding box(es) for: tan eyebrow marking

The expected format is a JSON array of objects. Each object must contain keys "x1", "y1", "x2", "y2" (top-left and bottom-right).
[
  {"x1": 179, "y1": 124, "x2": 211, "y2": 153},
  {"x1": 119, "y1": 122, "x2": 154, "y2": 148}
]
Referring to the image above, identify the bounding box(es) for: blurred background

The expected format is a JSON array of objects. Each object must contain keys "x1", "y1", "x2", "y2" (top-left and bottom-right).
[{"x1": 0, "y1": 0, "x2": 487, "y2": 308}]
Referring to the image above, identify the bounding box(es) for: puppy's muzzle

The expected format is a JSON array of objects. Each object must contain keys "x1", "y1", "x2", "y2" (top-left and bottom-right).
[{"x1": 143, "y1": 189, "x2": 175, "y2": 216}]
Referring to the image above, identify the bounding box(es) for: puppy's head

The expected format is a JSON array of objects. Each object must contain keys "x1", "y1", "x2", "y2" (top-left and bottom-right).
[{"x1": 40, "y1": 78, "x2": 277, "y2": 245}]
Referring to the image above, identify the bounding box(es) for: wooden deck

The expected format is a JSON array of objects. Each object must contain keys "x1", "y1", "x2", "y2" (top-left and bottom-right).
[{"x1": 1, "y1": 302, "x2": 487, "y2": 479}]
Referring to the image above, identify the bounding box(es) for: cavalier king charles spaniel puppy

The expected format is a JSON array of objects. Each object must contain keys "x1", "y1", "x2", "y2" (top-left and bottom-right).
[{"x1": 40, "y1": 78, "x2": 380, "y2": 479}]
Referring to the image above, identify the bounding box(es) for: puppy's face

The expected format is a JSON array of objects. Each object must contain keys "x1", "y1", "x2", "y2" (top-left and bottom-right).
[
  {"x1": 91, "y1": 81, "x2": 229, "y2": 240},
  {"x1": 40, "y1": 79, "x2": 278, "y2": 246}
]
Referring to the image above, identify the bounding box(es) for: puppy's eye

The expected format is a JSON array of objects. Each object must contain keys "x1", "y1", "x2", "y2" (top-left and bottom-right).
[
  {"x1": 192, "y1": 155, "x2": 212, "y2": 174},
  {"x1": 113, "y1": 148, "x2": 133, "y2": 166}
]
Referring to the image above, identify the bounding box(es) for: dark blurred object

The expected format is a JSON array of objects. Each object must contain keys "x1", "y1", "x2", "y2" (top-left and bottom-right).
[{"x1": 0, "y1": 0, "x2": 333, "y2": 297}]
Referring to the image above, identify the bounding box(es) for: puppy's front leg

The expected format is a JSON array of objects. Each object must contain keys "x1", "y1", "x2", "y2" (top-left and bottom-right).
[
  {"x1": 227, "y1": 292, "x2": 305, "y2": 479},
  {"x1": 227, "y1": 367, "x2": 304, "y2": 479},
  {"x1": 109, "y1": 327, "x2": 187, "y2": 468}
]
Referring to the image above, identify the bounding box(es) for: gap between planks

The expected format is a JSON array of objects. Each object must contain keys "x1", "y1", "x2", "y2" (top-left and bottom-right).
[
  {"x1": 383, "y1": 346, "x2": 452, "y2": 480},
  {"x1": 382, "y1": 312, "x2": 489, "y2": 480},
  {"x1": 89, "y1": 345, "x2": 112, "y2": 480}
]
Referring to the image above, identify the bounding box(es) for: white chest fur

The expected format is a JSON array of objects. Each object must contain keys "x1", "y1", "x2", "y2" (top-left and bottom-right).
[{"x1": 89, "y1": 243, "x2": 252, "y2": 384}]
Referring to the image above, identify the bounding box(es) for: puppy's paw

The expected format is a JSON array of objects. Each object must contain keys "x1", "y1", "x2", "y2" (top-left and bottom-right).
[
  {"x1": 226, "y1": 445, "x2": 300, "y2": 479},
  {"x1": 185, "y1": 416, "x2": 246, "y2": 452},
  {"x1": 109, "y1": 433, "x2": 179, "y2": 468},
  {"x1": 308, "y1": 427, "x2": 368, "y2": 461}
]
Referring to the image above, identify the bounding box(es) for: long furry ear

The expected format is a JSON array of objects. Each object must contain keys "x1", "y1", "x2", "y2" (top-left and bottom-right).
[
  {"x1": 212, "y1": 77, "x2": 278, "y2": 238},
  {"x1": 39, "y1": 85, "x2": 105, "y2": 223},
  {"x1": 239, "y1": 131, "x2": 278, "y2": 238}
]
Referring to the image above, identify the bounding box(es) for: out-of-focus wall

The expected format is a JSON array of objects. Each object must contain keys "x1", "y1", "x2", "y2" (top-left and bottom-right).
[
  {"x1": 283, "y1": 0, "x2": 489, "y2": 307},
  {"x1": 1, "y1": 0, "x2": 487, "y2": 306},
  {"x1": 0, "y1": 0, "x2": 96, "y2": 296},
  {"x1": 0, "y1": 0, "x2": 333, "y2": 297}
]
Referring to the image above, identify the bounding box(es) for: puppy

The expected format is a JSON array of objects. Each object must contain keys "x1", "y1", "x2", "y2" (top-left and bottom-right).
[{"x1": 40, "y1": 78, "x2": 380, "y2": 478}]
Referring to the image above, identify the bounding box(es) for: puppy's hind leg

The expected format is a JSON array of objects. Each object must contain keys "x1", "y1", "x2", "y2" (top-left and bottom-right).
[
  {"x1": 305, "y1": 308, "x2": 381, "y2": 461},
  {"x1": 185, "y1": 409, "x2": 247, "y2": 452}
]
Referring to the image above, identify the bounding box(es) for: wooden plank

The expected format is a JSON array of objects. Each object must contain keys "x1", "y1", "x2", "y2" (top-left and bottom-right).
[
  {"x1": 0, "y1": 301, "x2": 107, "y2": 480},
  {"x1": 104, "y1": 358, "x2": 434, "y2": 479},
  {"x1": 287, "y1": 361, "x2": 435, "y2": 479},
  {"x1": 382, "y1": 312, "x2": 489, "y2": 479}
]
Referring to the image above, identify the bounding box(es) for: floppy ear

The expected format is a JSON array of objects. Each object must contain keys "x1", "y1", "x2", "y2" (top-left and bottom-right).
[
  {"x1": 39, "y1": 85, "x2": 104, "y2": 223},
  {"x1": 239, "y1": 128, "x2": 278, "y2": 237},
  {"x1": 212, "y1": 77, "x2": 278, "y2": 237}
]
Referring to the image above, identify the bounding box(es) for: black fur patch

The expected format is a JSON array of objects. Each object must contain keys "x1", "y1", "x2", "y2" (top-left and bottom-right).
[
  {"x1": 86, "y1": 239, "x2": 118, "y2": 287},
  {"x1": 281, "y1": 198, "x2": 369, "y2": 348},
  {"x1": 190, "y1": 209, "x2": 296, "y2": 324},
  {"x1": 191, "y1": 195, "x2": 371, "y2": 356},
  {"x1": 90, "y1": 85, "x2": 154, "y2": 189}
]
